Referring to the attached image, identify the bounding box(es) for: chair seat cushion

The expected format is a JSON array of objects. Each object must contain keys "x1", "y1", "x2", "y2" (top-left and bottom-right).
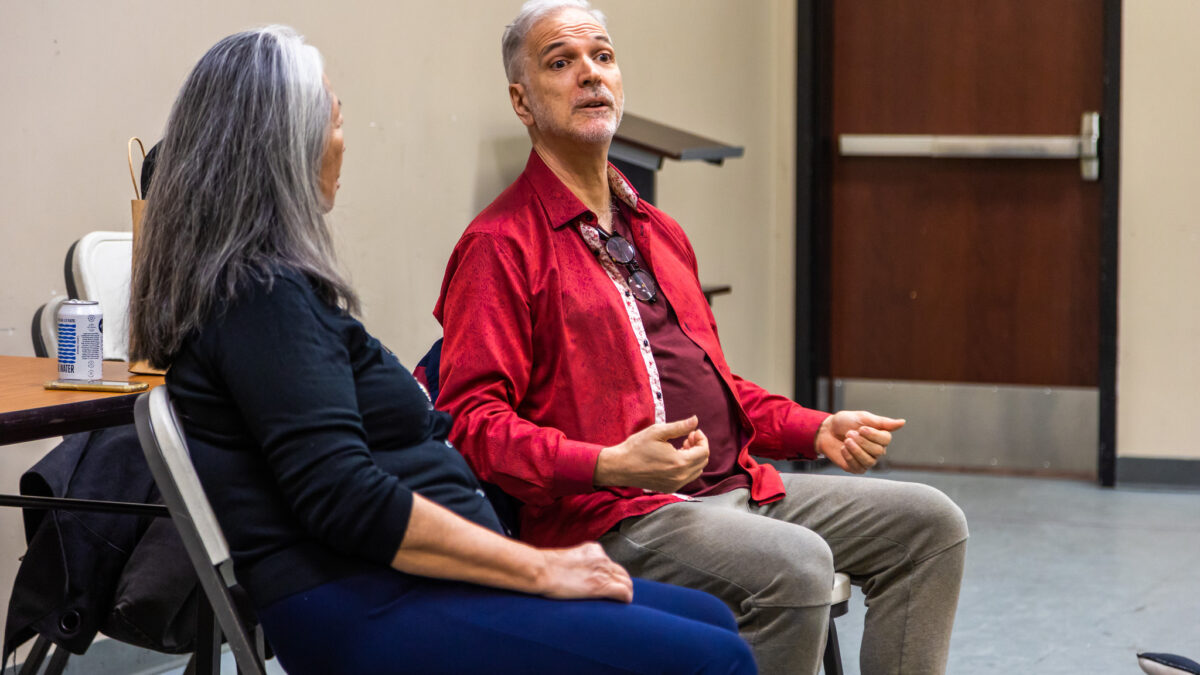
[{"x1": 1139, "y1": 652, "x2": 1200, "y2": 675}]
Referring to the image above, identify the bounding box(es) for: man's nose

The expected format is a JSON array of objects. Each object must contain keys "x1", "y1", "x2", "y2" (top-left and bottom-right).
[{"x1": 578, "y1": 56, "x2": 601, "y2": 86}]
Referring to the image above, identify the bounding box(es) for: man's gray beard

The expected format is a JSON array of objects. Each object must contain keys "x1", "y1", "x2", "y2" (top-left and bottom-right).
[{"x1": 528, "y1": 89, "x2": 623, "y2": 144}]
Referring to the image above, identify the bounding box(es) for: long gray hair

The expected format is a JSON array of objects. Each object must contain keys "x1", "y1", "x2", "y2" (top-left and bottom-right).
[
  {"x1": 502, "y1": 0, "x2": 607, "y2": 83},
  {"x1": 130, "y1": 25, "x2": 358, "y2": 369}
]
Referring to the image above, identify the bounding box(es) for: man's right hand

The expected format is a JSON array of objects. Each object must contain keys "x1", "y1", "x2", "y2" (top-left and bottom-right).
[{"x1": 593, "y1": 416, "x2": 710, "y2": 493}]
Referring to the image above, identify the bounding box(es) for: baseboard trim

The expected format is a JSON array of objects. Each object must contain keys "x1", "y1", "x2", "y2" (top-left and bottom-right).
[
  {"x1": 1117, "y1": 457, "x2": 1200, "y2": 489},
  {"x1": 835, "y1": 378, "x2": 1099, "y2": 475}
]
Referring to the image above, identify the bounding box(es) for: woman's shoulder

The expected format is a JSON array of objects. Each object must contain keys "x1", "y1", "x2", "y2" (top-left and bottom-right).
[
  {"x1": 212, "y1": 266, "x2": 341, "y2": 336},
  {"x1": 231, "y1": 266, "x2": 322, "y2": 309}
]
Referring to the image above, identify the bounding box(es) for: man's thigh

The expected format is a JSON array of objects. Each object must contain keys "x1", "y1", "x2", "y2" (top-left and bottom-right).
[
  {"x1": 756, "y1": 472, "x2": 968, "y2": 581},
  {"x1": 600, "y1": 492, "x2": 835, "y2": 609}
]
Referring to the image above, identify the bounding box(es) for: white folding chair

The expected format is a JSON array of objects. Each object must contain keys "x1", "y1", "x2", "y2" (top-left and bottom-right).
[
  {"x1": 133, "y1": 387, "x2": 267, "y2": 675},
  {"x1": 825, "y1": 572, "x2": 851, "y2": 675},
  {"x1": 64, "y1": 231, "x2": 132, "y2": 361}
]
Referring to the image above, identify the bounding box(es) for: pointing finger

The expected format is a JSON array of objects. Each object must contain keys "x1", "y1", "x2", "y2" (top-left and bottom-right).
[{"x1": 859, "y1": 412, "x2": 905, "y2": 431}]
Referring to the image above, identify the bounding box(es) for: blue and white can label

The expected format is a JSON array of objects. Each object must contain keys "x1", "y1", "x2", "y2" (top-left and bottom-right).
[{"x1": 57, "y1": 299, "x2": 103, "y2": 381}]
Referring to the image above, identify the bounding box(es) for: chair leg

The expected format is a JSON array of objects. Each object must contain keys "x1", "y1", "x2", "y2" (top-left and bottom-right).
[
  {"x1": 823, "y1": 615, "x2": 844, "y2": 675},
  {"x1": 43, "y1": 645, "x2": 70, "y2": 675},
  {"x1": 17, "y1": 635, "x2": 52, "y2": 675},
  {"x1": 236, "y1": 628, "x2": 266, "y2": 675},
  {"x1": 254, "y1": 625, "x2": 267, "y2": 664},
  {"x1": 193, "y1": 598, "x2": 221, "y2": 675}
]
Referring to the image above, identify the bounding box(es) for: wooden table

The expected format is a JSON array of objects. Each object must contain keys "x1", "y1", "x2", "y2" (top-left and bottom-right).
[
  {"x1": 0, "y1": 355, "x2": 166, "y2": 515},
  {"x1": 1, "y1": 356, "x2": 163, "y2": 445}
]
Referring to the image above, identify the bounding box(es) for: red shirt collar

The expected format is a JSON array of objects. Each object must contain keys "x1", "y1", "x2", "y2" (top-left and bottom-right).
[{"x1": 520, "y1": 149, "x2": 642, "y2": 231}]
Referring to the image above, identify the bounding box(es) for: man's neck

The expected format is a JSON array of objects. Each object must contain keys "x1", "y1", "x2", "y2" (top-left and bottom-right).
[{"x1": 532, "y1": 137, "x2": 614, "y2": 231}]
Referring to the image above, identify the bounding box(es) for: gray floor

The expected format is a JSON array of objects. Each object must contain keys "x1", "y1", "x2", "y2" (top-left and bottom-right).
[
  {"x1": 827, "y1": 468, "x2": 1200, "y2": 675},
  {"x1": 16, "y1": 470, "x2": 1199, "y2": 674}
]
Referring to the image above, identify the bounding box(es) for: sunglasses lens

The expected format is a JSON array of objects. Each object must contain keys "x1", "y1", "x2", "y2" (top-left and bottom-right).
[
  {"x1": 606, "y1": 235, "x2": 637, "y2": 264},
  {"x1": 629, "y1": 270, "x2": 658, "y2": 302}
]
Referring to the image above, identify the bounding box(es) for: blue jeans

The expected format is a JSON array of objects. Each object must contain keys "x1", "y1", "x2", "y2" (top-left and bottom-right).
[{"x1": 257, "y1": 571, "x2": 756, "y2": 674}]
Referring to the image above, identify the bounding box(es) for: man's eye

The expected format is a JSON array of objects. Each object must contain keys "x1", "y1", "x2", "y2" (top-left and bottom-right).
[
  {"x1": 550, "y1": 59, "x2": 568, "y2": 70},
  {"x1": 596, "y1": 52, "x2": 613, "y2": 63}
]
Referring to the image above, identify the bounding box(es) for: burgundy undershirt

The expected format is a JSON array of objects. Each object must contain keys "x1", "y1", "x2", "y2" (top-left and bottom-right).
[{"x1": 611, "y1": 207, "x2": 751, "y2": 497}]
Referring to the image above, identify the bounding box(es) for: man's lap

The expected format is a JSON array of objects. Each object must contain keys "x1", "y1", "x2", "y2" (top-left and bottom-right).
[{"x1": 599, "y1": 472, "x2": 968, "y2": 607}]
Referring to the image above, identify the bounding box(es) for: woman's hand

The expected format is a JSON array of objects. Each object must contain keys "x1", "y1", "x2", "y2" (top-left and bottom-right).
[
  {"x1": 536, "y1": 542, "x2": 633, "y2": 603},
  {"x1": 394, "y1": 494, "x2": 633, "y2": 601}
]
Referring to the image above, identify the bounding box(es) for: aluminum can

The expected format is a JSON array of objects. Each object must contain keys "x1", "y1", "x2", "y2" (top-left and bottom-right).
[{"x1": 57, "y1": 299, "x2": 103, "y2": 381}]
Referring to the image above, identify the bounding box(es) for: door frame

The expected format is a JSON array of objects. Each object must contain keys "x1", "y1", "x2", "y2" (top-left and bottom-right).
[{"x1": 793, "y1": 0, "x2": 1122, "y2": 486}]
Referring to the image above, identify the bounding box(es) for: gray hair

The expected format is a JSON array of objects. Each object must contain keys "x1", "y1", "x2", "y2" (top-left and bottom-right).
[
  {"x1": 502, "y1": 0, "x2": 607, "y2": 83},
  {"x1": 130, "y1": 25, "x2": 358, "y2": 369}
]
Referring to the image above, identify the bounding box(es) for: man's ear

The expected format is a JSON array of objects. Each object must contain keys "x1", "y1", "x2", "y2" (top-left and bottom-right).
[{"x1": 509, "y1": 82, "x2": 536, "y2": 128}]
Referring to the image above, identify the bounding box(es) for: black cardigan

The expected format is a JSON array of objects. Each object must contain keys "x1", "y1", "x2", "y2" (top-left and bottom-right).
[{"x1": 167, "y1": 270, "x2": 500, "y2": 608}]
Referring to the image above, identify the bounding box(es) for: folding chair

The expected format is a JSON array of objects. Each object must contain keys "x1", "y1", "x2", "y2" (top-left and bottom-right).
[
  {"x1": 31, "y1": 295, "x2": 70, "y2": 358},
  {"x1": 64, "y1": 231, "x2": 132, "y2": 360},
  {"x1": 133, "y1": 387, "x2": 267, "y2": 675},
  {"x1": 825, "y1": 572, "x2": 851, "y2": 675}
]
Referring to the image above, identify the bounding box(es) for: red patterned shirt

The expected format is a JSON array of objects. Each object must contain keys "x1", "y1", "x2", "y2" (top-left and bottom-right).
[{"x1": 434, "y1": 150, "x2": 830, "y2": 547}]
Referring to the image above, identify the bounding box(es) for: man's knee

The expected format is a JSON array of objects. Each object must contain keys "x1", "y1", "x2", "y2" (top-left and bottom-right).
[
  {"x1": 904, "y1": 483, "x2": 969, "y2": 559},
  {"x1": 747, "y1": 527, "x2": 836, "y2": 609}
]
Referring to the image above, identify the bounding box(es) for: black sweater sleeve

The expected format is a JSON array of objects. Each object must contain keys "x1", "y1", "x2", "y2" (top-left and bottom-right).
[{"x1": 198, "y1": 276, "x2": 413, "y2": 567}]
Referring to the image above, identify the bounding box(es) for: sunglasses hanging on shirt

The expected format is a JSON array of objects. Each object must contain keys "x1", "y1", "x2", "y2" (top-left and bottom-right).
[{"x1": 596, "y1": 228, "x2": 659, "y2": 304}]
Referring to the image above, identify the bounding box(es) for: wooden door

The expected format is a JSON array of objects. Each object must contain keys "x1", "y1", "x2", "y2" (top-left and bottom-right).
[{"x1": 823, "y1": 1, "x2": 1105, "y2": 477}]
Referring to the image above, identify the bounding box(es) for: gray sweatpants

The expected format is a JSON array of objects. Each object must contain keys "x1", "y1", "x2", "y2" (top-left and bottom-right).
[{"x1": 600, "y1": 472, "x2": 968, "y2": 675}]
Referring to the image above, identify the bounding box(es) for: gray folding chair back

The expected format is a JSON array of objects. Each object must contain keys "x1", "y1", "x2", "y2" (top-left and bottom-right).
[
  {"x1": 133, "y1": 387, "x2": 267, "y2": 675},
  {"x1": 31, "y1": 294, "x2": 70, "y2": 358}
]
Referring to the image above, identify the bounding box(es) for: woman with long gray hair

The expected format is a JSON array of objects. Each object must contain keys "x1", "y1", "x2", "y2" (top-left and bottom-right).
[{"x1": 129, "y1": 25, "x2": 754, "y2": 674}]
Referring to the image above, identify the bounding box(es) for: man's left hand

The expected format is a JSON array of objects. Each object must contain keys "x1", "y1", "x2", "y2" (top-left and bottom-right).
[{"x1": 815, "y1": 410, "x2": 906, "y2": 474}]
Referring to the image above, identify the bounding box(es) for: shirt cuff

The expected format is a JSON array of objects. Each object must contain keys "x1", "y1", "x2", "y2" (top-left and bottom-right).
[
  {"x1": 782, "y1": 409, "x2": 832, "y2": 460},
  {"x1": 553, "y1": 438, "x2": 605, "y2": 496}
]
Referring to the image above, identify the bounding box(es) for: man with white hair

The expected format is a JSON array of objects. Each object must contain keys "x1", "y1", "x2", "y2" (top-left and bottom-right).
[{"x1": 435, "y1": 2, "x2": 969, "y2": 672}]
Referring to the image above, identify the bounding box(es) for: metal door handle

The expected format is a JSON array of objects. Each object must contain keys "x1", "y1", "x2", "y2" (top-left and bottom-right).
[{"x1": 838, "y1": 111, "x2": 1099, "y2": 180}]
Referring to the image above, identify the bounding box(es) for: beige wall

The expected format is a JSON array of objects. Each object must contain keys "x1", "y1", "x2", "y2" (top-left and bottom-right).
[
  {"x1": 0, "y1": 0, "x2": 796, "y2": 381},
  {"x1": 1118, "y1": 0, "x2": 1200, "y2": 460},
  {"x1": 0, "y1": 0, "x2": 796, "y2": 618}
]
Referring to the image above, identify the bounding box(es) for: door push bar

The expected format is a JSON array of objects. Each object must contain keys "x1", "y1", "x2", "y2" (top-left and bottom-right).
[{"x1": 838, "y1": 111, "x2": 1100, "y2": 181}]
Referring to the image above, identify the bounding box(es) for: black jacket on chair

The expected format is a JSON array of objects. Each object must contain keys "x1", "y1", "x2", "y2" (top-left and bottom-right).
[{"x1": 2, "y1": 425, "x2": 200, "y2": 660}]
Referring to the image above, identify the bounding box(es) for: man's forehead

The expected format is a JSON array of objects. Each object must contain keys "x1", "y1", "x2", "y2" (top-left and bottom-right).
[{"x1": 526, "y1": 8, "x2": 611, "y2": 56}]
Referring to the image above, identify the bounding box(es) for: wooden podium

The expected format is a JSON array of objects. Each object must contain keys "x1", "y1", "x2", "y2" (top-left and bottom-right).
[
  {"x1": 609, "y1": 113, "x2": 744, "y2": 205},
  {"x1": 609, "y1": 114, "x2": 742, "y2": 305}
]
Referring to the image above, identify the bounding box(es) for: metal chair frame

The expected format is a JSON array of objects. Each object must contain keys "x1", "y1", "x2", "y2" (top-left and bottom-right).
[
  {"x1": 133, "y1": 387, "x2": 267, "y2": 675},
  {"x1": 825, "y1": 572, "x2": 851, "y2": 675}
]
